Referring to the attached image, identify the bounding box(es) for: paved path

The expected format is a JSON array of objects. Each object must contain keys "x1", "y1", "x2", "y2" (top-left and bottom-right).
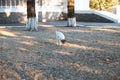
[
  {"x1": 39, "y1": 21, "x2": 120, "y2": 27},
  {"x1": 0, "y1": 21, "x2": 120, "y2": 28}
]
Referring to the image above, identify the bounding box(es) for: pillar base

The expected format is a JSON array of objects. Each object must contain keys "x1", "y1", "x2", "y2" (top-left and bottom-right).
[{"x1": 67, "y1": 17, "x2": 76, "y2": 27}]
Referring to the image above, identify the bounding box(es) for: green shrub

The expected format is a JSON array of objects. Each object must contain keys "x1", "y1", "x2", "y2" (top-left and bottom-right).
[{"x1": 90, "y1": 0, "x2": 119, "y2": 10}]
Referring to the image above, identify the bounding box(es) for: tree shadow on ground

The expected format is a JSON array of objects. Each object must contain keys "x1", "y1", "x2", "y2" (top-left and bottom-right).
[{"x1": 0, "y1": 26, "x2": 120, "y2": 80}]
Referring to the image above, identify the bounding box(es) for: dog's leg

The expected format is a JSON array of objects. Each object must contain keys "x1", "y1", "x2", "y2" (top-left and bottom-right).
[
  {"x1": 56, "y1": 36, "x2": 59, "y2": 45},
  {"x1": 59, "y1": 39, "x2": 62, "y2": 46}
]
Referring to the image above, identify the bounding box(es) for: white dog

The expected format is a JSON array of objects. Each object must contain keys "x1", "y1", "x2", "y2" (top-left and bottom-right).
[{"x1": 55, "y1": 31, "x2": 66, "y2": 45}]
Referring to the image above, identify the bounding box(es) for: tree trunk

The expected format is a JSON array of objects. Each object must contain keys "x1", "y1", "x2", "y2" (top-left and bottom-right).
[
  {"x1": 67, "y1": 0, "x2": 76, "y2": 27},
  {"x1": 25, "y1": 0, "x2": 38, "y2": 31}
]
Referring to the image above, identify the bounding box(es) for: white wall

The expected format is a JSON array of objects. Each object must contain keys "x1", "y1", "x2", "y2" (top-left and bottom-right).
[
  {"x1": 75, "y1": 0, "x2": 89, "y2": 11},
  {"x1": 0, "y1": 0, "x2": 90, "y2": 12},
  {"x1": 116, "y1": 5, "x2": 120, "y2": 23}
]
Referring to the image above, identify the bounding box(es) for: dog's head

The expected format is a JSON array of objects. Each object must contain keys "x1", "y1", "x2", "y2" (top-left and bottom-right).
[{"x1": 61, "y1": 39, "x2": 66, "y2": 44}]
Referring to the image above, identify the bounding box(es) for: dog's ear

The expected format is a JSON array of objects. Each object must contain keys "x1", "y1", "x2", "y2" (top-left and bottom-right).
[{"x1": 61, "y1": 39, "x2": 66, "y2": 44}]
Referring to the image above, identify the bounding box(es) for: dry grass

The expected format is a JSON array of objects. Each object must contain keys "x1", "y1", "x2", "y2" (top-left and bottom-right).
[{"x1": 0, "y1": 25, "x2": 120, "y2": 80}]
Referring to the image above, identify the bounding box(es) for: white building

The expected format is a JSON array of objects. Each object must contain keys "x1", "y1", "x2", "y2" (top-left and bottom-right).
[
  {"x1": 0, "y1": 0, "x2": 119, "y2": 24},
  {"x1": 0, "y1": 0, "x2": 90, "y2": 23}
]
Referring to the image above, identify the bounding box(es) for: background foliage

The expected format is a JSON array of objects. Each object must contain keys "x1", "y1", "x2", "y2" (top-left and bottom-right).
[{"x1": 90, "y1": 0, "x2": 119, "y2": 10}]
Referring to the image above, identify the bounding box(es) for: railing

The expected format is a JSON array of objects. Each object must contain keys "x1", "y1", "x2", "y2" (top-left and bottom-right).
[
  {"x1": 0, "y1": 0, "x2": 26, "y2": 8},
  {"x1": 0, "y1": 0, "x2": 27, "y2": 12},
  {"x1": 0, "y1": 0, "x2": 66, "y2": 12}
]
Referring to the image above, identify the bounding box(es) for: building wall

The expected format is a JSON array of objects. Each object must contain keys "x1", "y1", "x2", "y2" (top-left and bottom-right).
[
  {"x1": 0, "y1": 12, "x2": 26, "y2": 24},
  {"x1": 0, "y1": 0, "x2": 27, "y2": 24},
  {"x1": 0, "y1": 0, "x2": 114, "y2": 24},
  {"x1": 0, "y1": 0, "x2": 67, "y2": 24},
  {"x1": 75, "y1": 0, "x2": 89, "y2": 11}
]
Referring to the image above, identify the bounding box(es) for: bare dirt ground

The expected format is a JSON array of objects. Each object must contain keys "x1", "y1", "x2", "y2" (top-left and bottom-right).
[{"x1": 0, "y1": 25, "x2": 120, "y2": 80}]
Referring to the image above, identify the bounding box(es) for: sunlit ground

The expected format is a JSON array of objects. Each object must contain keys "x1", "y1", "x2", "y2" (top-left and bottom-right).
[{"x1": 0, "y1": 26, "x2": 120, "y2": 80}]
